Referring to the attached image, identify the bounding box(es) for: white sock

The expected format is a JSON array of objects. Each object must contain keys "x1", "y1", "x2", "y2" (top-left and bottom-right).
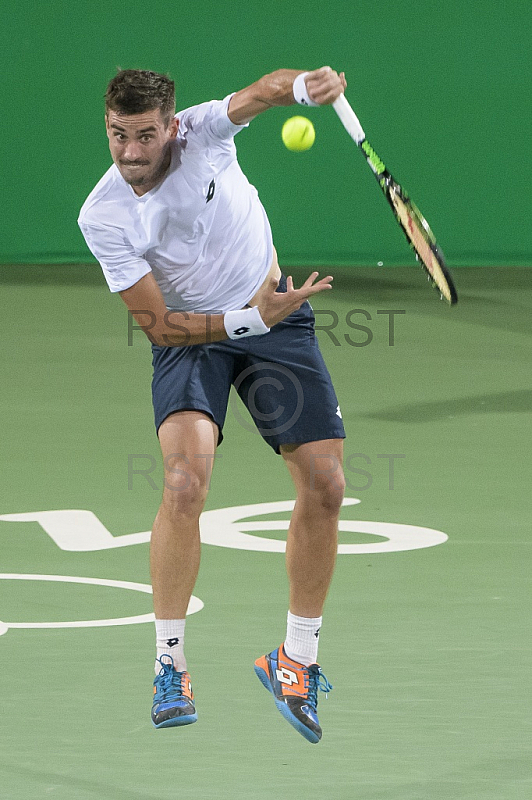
[
  {"x1": 155, "y1": 618, "x2": 187, "y2": 674},
  {"x1": 284, "y1": 611, "x2": 322, "y2": 667}
]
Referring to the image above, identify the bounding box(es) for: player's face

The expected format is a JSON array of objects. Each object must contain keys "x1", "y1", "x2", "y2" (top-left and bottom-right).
[{"x1": 106, "y1": 109, "x2": 178, "y2": 195}]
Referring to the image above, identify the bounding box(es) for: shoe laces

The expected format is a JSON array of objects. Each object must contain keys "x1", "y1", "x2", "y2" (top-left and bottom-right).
[
  {"x1": 154, "y1": 656, "x2": 186, "y2": 701},
  {"x1": 306, "y1": 664, "x2": 333, "y2": 709}
]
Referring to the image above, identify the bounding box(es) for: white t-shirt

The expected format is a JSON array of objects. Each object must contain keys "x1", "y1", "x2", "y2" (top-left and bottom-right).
[{"x1": 78, "y1": 95, "x2": 274, "y2": 313}]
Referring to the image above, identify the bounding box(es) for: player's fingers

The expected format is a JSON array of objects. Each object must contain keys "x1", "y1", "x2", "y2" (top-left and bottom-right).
[
  {"x1": 307, "y1": 66, "x2": 332, "y2": 79},
  {"x1": 307, "y1": 71, "x2": 345, "y2": 104},
  {"x1": 313, "y1": 275, "x2": 333, "y2": 288},
  {"x1": 299, "y1": 271, "x2": 320, "y2": 289},
  {"x1": 307, "y1": 67, "x2": 341, "y2": 90},
  {"x1": 304, "y1": 284, "x2": 333, "y2": 298},
  {"x1": 286, "y1": 275, "x2": 294, "y2": 292},
  {"x1": 300, "y1": 276, "x2": 333, "y2": 296}
]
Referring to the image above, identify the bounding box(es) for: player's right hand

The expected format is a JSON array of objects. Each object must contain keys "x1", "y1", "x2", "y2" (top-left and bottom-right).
[
  {"x1": 257, "y1": 272, "x2": 333, "y2": 328},
  {"x1": 305, "y1": 67, "x2": 347, "y2": 105}
]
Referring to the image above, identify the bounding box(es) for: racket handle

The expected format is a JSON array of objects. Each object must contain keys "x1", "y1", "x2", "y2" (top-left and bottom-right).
[{"x1": 332, "y1": 94, "x2": 366, "y2": 145}]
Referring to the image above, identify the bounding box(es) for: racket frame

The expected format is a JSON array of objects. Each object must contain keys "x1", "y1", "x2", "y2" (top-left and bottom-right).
[{"x1": 332, "y1": 94, "x2": 458, "y2": 305}]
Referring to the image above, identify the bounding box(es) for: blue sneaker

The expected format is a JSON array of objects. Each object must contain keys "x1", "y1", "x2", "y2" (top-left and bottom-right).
[
  {"x1": 254, "y1": 645, "x2": 333, "y2": 743},
  {"x1": 151, "y1": 656, "x2": 197, "y2": 728}
]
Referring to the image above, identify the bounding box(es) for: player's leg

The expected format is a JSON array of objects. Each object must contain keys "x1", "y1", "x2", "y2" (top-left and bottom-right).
[
  {"x1": 245, "y1": 280, "x2": 345, "y2": 742},
  {"x1": 151, "y1": 409, "x2": 218, "y2": 620},
  {"x1": 254, "y1": 438, "x2": 344, "y2": 743},
  {"x1": 149, "y1": 337, "x2": 236, "y2": 728},
  {"x1": 281, "y1": 436, "x2": 345, "y2": 620},
  {"x1": 151, "y1": 409, "x2": 218, "y2": 729}
]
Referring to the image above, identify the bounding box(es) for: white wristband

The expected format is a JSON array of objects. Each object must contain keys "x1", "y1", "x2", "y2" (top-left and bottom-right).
[
  {"x1": 224, "y1": 306, "x2": 270, "y2": 339},
  {"x1": 293, "y1": 72, "x2": 319, "y2": 107}
]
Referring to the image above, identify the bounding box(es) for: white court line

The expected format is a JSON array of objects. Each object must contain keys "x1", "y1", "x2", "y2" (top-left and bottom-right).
[{"x1": 0, "y1": 574, "x2": 203, "y2": 635}]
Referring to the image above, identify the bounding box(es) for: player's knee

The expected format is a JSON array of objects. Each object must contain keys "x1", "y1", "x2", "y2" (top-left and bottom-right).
[
  {"x1": 161, "y1": 469, "x2": 208, "y2": 519},
  {"x1": 308, "y1": 469, "x2": 345, "y2": 516}
]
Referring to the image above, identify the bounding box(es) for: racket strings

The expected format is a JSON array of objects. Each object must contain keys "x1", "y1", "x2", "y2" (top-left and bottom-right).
[{"x1": 390, "y1": 191, "x2": 453, "y2": 303}]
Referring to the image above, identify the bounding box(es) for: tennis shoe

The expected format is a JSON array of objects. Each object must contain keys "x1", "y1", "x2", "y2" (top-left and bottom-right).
[
  {"x1": 151, "y1": 655, "x2": 197, "y2": 728},
  {"x1": 254, "y1": 644, "x2": 332, "y2": 743}
]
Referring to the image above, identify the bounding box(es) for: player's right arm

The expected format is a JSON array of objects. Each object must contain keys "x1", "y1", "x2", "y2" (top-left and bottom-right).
[
  {"x1": 228, "y1": 67, "x2": 347, "y2": 125},
  {"x1": 120, "y1": 271, "x2": 333, "y2": 347}
]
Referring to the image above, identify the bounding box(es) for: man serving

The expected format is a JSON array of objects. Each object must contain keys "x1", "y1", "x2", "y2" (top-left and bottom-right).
[{"x1": 79, "y1": 65, "x2": 347, "y2": 743}]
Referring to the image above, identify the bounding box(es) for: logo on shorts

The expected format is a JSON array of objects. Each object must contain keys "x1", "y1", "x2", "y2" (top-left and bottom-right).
[{"x1": 336, "y1": 405, "x2": 342, "y2": 419}]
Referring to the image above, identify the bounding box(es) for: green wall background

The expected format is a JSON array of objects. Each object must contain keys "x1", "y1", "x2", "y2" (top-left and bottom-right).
[{"x1": 2, "y1": 0, "x2": 531, "y2": 267}]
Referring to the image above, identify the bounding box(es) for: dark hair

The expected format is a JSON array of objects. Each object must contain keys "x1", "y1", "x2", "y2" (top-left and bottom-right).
[{"x1": 105, "y1": 69, "x2": 175, "y2": 125}]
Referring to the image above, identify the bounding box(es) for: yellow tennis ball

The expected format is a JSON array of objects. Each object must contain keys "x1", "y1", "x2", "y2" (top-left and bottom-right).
[{"x1": 282, "y1": 116, "x2": 315, "y2": 152}]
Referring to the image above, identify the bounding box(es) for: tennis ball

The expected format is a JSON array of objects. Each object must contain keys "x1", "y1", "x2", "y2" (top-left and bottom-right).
[{"x1": 282, "y1": 116, "x2": 315, "y2": 152}]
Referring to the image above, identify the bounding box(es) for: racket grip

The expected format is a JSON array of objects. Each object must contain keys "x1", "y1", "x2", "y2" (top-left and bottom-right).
[{"x1": 332, "y1": 94, "x2": 366, "y2": 144}]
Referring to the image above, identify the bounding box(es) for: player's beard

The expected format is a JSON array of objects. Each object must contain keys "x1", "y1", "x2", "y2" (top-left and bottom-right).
[{"x1": 119, "y1": 146, "x2": 171, "y2": 189}]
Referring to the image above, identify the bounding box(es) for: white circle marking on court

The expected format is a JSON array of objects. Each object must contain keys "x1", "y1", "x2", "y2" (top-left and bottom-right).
[{"x1": 0, "y1": 574, "x2": 203, "y2": 635}]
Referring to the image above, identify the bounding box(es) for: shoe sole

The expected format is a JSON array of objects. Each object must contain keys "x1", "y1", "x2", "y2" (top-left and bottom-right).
[
  {"x1": 152, "y1": 713, "x2": 198, "y2": 729},
  {"x1": 254, "y1": 664, "x2": 320, "y2": 744}
]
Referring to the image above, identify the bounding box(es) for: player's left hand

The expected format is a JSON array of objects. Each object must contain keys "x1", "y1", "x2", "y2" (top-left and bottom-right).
[
  {"x1": 305, "y1": 67, "x2": 347, "y2": 105},
  {"x1": 257, "y1": 271, "x2": 333, "y2": 329}
]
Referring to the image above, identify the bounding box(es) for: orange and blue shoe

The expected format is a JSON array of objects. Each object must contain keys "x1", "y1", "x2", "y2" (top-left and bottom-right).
[
  {"x1": 151, "y1": 656, "x2": 197, "y2": 729},
  {"x1": 254, "y1": 645, "x2": 333, "y2": 744}
]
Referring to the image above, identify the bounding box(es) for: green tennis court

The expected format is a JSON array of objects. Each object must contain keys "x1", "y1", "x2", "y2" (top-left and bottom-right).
[
  {"x1": 2, "y1": 0, "x2": 531, "y2": 795},
  {"x1": 0, "y1": 264, "x2": 530, "y2": 799}
]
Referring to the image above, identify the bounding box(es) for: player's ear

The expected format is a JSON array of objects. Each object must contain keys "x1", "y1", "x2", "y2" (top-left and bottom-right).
[{"x1": 169, "y1": 116, "x2": 179, "y2": 138}]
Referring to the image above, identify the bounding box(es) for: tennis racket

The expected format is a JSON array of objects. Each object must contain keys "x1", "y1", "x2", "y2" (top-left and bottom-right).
[{"x1": 333, "y1": 94, "x2": 458, "y2": 305}]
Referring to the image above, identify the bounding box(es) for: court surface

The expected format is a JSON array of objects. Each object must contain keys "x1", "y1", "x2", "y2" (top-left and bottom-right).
[{"x1": 0, "y1": 264, "x2": 530, "y2": 799}]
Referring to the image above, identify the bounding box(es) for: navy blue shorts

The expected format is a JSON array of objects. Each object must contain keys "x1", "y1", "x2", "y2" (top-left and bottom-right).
[{"x1": 151, "y1": 277, "x2": 346, "y2": 454}]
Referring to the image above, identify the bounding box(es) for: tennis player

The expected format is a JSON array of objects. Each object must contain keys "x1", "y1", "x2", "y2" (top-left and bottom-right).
[{"x1": 78, "y1": 66, "x2": 347, "y2": 744}]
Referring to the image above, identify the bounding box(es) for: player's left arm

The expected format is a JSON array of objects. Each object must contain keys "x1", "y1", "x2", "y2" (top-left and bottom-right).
[{"x1": 227, "y1": 66, "x2": 347, "y2": 125}]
